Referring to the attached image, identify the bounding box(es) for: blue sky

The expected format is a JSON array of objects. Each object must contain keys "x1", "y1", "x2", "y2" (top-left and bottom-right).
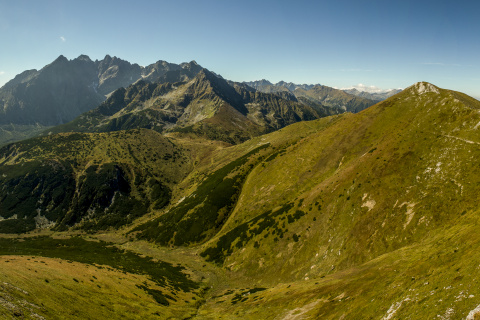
[{"x1": 1, "y1": 0, "x2": 479, "y2": 98}]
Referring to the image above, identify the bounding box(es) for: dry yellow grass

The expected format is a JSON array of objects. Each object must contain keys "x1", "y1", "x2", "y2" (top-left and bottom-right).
[{"x1": 0, "y1": 255, "x2": 197, "y2": 319}]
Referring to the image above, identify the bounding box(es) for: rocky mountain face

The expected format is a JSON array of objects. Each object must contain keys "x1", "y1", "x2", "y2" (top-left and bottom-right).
[
  {"x1": 0, "y1": 55, "x2": 204, "y2": 145},
  {"x1": 48, "y1": 69, "x2": 335, "y2": 144},
  {"x1": 0, "y1": 55, "x2": 104, "y2": 126},
  {"x1": 0, "y1": 54, "x2": 204, "y2": 126},
  {"x1": 1, "y1": 78, "x2": 480, "y2": 318}
]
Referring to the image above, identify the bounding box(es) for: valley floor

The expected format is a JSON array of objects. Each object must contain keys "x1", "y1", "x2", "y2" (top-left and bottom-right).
[{"x1": 2, "y1": 211, "x2": 480, "y2": 320}]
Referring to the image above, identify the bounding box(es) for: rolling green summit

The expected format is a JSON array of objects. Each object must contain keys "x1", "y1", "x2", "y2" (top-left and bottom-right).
[{"x1": 1, "y1": 80, "x2": 480, "y2": 319}]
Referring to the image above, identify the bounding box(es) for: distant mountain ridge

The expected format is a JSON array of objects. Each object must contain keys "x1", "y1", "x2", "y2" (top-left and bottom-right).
[
  {"x1": 0, "y1": 55, "x2": 205, "y2": 145},
  {"x1": 0, "y1": 55, "x2": 398, "y2": 146},
  {"x1": 244, "y1": 80, "x2": 319, "y2": 92},
  {"x1": 244, "y1": 80, "x2": 378, "y2": 113},
  {"x1": 343, "y1": 87, "x2": 402, "y2": 101}
]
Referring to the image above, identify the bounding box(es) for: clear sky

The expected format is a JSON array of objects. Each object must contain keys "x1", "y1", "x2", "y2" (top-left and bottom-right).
[{"x1": 1, "y1": 0, "x2": 479, "y2": 98}]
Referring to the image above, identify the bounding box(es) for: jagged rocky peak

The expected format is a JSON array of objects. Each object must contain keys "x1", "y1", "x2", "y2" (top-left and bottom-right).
[
  {"x1": 195, "y1": 68, "x2": 215, "y2": 79},
  {"x1": 150, "y1": 60, "x2": 176, "y2": 69},
  {"x1": 75, "y1": 54, "x2": 92, "y2": 62},
  {"x1": 54, "y1": 54, "x2": 68, "y2": 63},
  {"x1": 180, "y1": 60, "x2": 203, "y2": 73},
  {"x1": 257, "y1": 79, "x2": 273, "y2": 86},
  {"x1": 276, "y1": 81, "x2": 318, "y2": 91},
  {"x1": 195, "y1": 68, "x2": 235, "y2": 87},
  {"x1": 97, "y1": 54, "x2": 132, "y2": 69},
  {"x1": 192, "y1": 68, "x2": 236, "y2": 94},
  {"x1": 48, "y1": 55, "x2": 69, "y2": 68},
  {"x1": 42, "y1": 55, "x2": 84, "y2": 75},
  {"x1": 182, "y1": 60, "x2": 199, "y2": 67}
]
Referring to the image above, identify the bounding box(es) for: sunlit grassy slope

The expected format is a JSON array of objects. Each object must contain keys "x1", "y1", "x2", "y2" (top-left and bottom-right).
[
  {"x1": 195, "y1": 207, "x2": 480, "y2": 319},
  {"x1": 0, "y1": 236, "x2": 204, "y2": 319},
  {"x1": 172, "y1": 82, "x2": 480, "y2": 319},
  {"x1": 199, "y1": 82, "x2": 480, "y2": 281}
]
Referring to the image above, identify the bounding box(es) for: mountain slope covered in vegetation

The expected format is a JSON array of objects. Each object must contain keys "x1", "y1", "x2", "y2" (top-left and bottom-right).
[{"x1": 1, "y1": 82, "x2": 480, "y2": 319}]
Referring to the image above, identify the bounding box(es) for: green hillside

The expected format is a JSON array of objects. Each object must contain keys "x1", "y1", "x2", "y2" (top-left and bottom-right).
[
  {"x1": 190, "y1": 82, "x2": 480, "y2": 318},
  {"x1": 136, "y1": 81, "x2": 480, "y2": 318},
  {"x1": 200, "y1": 82, "x2": 480, "y2": 278},
  {"x1": 1, "y1": 82, "x2": 480, "y2": 319},
  {"x1": 0, "y1": 129, "x2": 199, "y2": 233}
]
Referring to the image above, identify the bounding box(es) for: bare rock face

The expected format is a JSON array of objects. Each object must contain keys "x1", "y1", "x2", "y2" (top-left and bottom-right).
[
  {"x1": 96, "y1": 55, "x2": 142, "y2": 95},
  {"x1": 0, "y1": 55, "x2": 205, "y2": 127},
  {"x1": 0, "y1": 55, "x2": 103, "y2": 125},
  {"x1": 48, "y1": 69, "x2": 331, "y2": 145}
]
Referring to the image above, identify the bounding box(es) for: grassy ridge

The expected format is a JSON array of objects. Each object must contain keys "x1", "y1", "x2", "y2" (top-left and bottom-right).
[
  {"x1": 0, "y1": 256, "x2": 181, "y2": 319},
  {"x1": 200, "y1": 82, "x2": 480, "y2": 284}
]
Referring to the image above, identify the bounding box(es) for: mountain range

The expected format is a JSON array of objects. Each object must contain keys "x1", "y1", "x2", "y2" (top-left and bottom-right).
[
  {"x1": 244, "y1": 79, "x2": 380, "y2": 112},
  {"x1": 0, "y1": 55, "x2": 479, "y2": 319},
  {"x1": 244, "y1": 79, "x2": 319, "y2": 92},
  {"x1": 0, "y1": 55, "x2": 204, "y2": 125},
  {"x1": 0, "y1": 55, "x2": 378, "y2": 145},
  {"x1": 245, "y1": 80, "x2": 403, "y2": 108},
  {"x1": 44, "y1": 69, "x2": 339, "y2": 144},
  {"x1": 343, "y1": 87, "x2": 403, "y2": 101},
  {"x1": 0, "y1": 55, "x2": 203, "y2": 144}
]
